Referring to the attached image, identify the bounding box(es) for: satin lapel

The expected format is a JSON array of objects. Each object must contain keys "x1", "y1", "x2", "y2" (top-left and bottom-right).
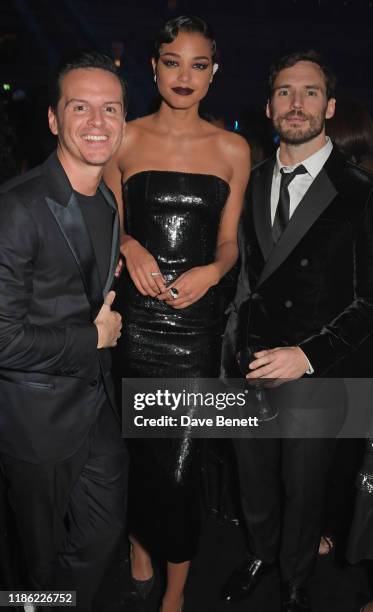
[
  {"x1": 257, "y1": 167, "x2": 338, "y2": 288},
  {"x1": 252, "y1": 158, "x2": 275, "y2": 262},
  {"x1": 46, "y1": 193, "x2": 103, "y2": 315},
  {"x1": 99, "y1": 182, "x2": 120, "y2": 296}
]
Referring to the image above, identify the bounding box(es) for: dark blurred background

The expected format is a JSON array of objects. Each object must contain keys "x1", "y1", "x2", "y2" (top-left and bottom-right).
[{"x1": 0, "y1": 0, "x2": 372, "y2": 172}]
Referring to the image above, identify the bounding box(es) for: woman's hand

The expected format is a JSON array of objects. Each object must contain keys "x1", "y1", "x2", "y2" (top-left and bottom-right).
[
  {"x1": 157, "y1": 264, "x2": 220, "y2": 309},
  {"x1": 120, "y1": 237, "x2": 166, "y2": 297}
]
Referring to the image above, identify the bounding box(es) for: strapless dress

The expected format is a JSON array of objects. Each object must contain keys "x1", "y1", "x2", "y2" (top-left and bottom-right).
[{"x1": 113, "y1": 170, "x2": 230, "y2": 561}]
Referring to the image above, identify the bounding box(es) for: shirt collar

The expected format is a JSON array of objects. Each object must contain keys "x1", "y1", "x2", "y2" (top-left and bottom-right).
[{"x1": 275, "y1": 137, "x2": 333, "y2": 179}]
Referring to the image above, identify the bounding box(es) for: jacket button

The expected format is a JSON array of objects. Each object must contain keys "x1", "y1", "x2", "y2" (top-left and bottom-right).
[
  {"x1": 89, "y1": 379, "x2": 98, "y2": 387},
  {"x1": 251, "y1": 292, "x2": 260, "y2": 300},
  {"x1": 284, "y1": 300, "x2": 293, "y2": 308},
  {"x1": 300, "y1": 258, "x2": 309, "y2": 266}
]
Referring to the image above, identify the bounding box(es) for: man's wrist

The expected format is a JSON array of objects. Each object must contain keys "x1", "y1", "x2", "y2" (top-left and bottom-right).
[
  {"x1": 95, "y1": 323, "x2": 105, "y2": 349},
  {"x1": 297, "y1": 346, "x2": 314, "y2": 374}
]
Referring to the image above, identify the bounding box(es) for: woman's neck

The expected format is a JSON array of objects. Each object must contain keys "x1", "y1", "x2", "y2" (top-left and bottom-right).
[{"x1": 154, "y1": 102, "x2": 201, "y2": 135}]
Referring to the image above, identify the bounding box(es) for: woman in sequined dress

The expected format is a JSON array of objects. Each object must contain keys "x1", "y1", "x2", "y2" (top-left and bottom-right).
[{"x1": 104, "y1": 15, "x2": 250, "y2": 612}]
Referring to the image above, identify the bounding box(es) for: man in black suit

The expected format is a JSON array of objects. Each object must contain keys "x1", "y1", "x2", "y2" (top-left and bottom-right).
[
  {"x1": 222, "y1": 51, "x2": 373, "y2": 611},
  {"x1": 0, "y1": 52, "x2": 128, "y2": 610}
]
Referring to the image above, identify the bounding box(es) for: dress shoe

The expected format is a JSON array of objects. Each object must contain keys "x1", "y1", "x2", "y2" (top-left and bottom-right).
[
  {"x1": 281, "y1": 581, "x2": 310, "y2": 611},
  {"x1": 221, "y1": 556, "x2": 274, "y2": 603}
]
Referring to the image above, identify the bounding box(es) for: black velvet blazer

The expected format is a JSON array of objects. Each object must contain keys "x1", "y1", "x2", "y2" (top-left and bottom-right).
[
  {"x1": 222, "y1": 148, "x2": 373, "y2": 378},
  {"x1": 0, "y1": 152, "x2": 120, "y2": 462}
]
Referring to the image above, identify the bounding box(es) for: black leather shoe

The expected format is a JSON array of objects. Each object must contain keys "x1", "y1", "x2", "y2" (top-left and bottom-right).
[
  {"x1": 281, "y1": 582, "x2": 310, "y2": 611},
  {"x1": 221, "y1": 556, "x2": 274, "y2": 603}
]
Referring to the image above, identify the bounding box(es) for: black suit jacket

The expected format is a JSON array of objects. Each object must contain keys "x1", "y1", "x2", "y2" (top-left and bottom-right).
[
  {"x1": 222, "y1": 148, "x2": 373, "y2": 379},
  {"x1": 0, "y1": 152, "x2": 120, "y2": 463}
]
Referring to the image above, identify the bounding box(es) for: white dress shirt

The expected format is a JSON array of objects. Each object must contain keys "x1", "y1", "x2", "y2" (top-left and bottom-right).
[
  {"x1": 269, "y1": 138, "x2": 333, "y2": 374},
  {"x1": 270, "y1": 137, "x2": 333, "y2": 223}
]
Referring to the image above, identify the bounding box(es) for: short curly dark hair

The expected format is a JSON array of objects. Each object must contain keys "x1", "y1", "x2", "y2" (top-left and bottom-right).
[
  {"x1": 154, "y1": 15, "x2": 217, "y2": 63},
  {"x1": 268, "y1": 50, "x2": 337, "y2": 100}
]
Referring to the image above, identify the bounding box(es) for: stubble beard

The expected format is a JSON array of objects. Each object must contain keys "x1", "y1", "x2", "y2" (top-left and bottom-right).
[{"x1": 273, "y1": 110, "x2": 325, "y2": 145}]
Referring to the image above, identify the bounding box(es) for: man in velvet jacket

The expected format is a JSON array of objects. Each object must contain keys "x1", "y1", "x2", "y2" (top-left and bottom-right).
[
  {"x1": 222, "y1": 51, "x2": 373, "y2": 611},
  {"x1": 0, "y1": 52, "x2": 127, "y2": 610}
]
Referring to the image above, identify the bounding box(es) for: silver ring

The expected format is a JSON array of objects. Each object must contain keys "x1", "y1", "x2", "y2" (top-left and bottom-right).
[
  {"x1": 169, "y1": 287, "x2": 179, "y2": 299},
  {"x1": 150, "y1": 272, "x2": 162, "y2": 277}
]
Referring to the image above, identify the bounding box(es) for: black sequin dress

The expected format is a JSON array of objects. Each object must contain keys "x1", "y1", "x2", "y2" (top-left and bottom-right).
[{"x1": 114, "y1": 170, "x2": 229, "y2": 562}]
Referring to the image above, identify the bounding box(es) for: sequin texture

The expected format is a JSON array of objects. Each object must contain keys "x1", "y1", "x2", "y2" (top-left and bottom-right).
[{"x1": 113, "y1": 170, "x2": 230, "y2": 562}]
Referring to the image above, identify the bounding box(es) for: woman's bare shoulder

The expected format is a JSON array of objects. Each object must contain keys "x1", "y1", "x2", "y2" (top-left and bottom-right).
[
  {"x1": 198, "y1": 120, "x2": 248, "y2": 152},
  {"x1": 216, "y1": 127, "x2": 249, "y2": 156},
  {"x1": 204, "y1": 126, "x2": 251, "y2": 174}
]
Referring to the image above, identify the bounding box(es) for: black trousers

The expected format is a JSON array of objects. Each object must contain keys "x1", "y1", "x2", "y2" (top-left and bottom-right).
[
  {"x1": 233, "y1": 437, "x2": 336, "y2": 585},
  {"x1": 0, "y1": 387, "x2": 128, "y2": 611}
]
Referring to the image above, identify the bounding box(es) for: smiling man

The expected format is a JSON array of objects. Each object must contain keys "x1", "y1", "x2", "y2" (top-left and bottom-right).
[
  {"x1": 222, "y1": 50, "x2": 373, "y2": 611},
  {"x1": 0, "y1": 52, "x2": 127, "y2": 611}
]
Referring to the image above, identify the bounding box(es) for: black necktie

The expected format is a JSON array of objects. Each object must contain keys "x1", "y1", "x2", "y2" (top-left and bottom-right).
[{"x1": 272, "y1": 164, "x2": 307, "y2": 243}]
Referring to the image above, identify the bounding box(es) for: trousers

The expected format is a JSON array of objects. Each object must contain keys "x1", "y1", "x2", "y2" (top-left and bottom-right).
[{"x1": 0, "y1": 385, "x2": 128, "y2": 611}]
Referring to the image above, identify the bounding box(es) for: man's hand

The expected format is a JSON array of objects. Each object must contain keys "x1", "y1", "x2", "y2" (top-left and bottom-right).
[
  {"x1": 94, "y1": 290, "x2": 122, "y2": 348},
  {"x1": 246, "y1": 346, "x2": 309, "y2": 380}
]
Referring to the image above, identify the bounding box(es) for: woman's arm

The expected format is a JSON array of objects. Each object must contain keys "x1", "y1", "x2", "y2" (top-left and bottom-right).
[
  {"x1": 103, "y1": 150, "x2": 166, "y2": 297},
  {"x1": 210, "y1": 133, "x2": 251, "y2": 280}
]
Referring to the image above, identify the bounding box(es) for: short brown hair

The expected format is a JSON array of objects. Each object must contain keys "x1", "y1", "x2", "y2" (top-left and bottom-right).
[{"x1": 268, "y1": 50, "x2": 337, "y2": 100}]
